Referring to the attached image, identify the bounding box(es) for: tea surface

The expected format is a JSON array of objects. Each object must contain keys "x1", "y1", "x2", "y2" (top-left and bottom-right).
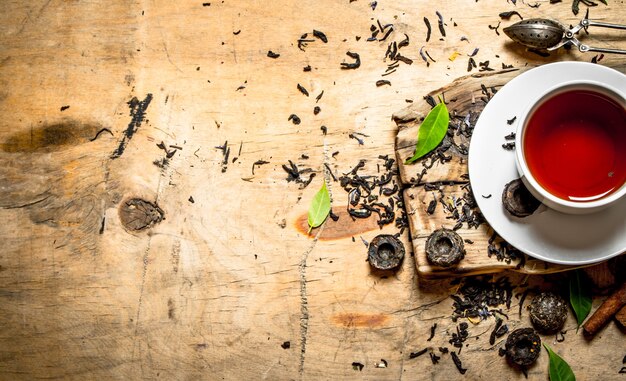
[{"x1": 524, "y1": 89, "x2": 626, "y2": 201}]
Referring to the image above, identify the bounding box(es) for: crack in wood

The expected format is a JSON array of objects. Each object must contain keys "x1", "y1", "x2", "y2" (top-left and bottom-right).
[
  {"x1": 0, "y1": 194, "x2": 50, "y2": 209},
  {"x1": 298, "y1": 244, "x2": 312, "y2": 376},
  {"x1": 298, "y1": 231, "x2": 324, "y2": 376}
]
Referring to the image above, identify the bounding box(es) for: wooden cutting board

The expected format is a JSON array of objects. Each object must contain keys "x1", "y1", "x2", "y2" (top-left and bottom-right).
[{"x1": 393, "y1": 68, "x2": 589, "y2": 278}]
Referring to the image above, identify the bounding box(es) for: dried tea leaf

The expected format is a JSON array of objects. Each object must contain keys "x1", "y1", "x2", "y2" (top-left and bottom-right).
[
  {"x1": 405, "y1": 101, "x2": 449, "y2": 164},
  {"x1": 544, "y1": 344, "x2": 576, "y2": 381},
  {"x1": 308, "y1": 180, "x2": 331, "y2": 232},
  {"x1": 569, "y1": 269, "x2": 592, "y2": 327}
]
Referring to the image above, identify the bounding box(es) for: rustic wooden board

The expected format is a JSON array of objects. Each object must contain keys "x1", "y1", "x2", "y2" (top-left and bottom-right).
[
  {"x1": 1, "y1": 1, "x2": 626, "y2": 380},
  {"x1": 394, "y1": 66, "x2": 625, "y2": 278}
]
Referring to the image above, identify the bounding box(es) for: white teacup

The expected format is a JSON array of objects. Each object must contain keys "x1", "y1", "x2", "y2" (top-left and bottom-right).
[{"x1": 515, "y1": 80, "x2": 626, "y2": 214}]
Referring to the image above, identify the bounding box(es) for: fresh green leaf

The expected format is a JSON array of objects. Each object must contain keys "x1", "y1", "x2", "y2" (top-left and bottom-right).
[
  {"x1": 405, "y1": 102, "x2": 449, "y2": 164},
  {"x1": 569, "y1": 269, "x2": 592, "y2": 327},
  {"x1": 308, "y1": 180, "x2": 331, "y2": 232},
  {"x1": 544, "y1": 344, "x2": 576, "y2": 381}
]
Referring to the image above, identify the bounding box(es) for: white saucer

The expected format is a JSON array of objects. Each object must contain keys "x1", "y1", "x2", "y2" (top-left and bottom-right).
[{"x1": 468, "y1": 62, "x2": 626, "y2": 265}]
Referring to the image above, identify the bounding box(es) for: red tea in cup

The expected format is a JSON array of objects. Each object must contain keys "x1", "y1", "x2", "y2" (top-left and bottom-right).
[{"x1": 523, "y1": 88, "x2": 626, "y2": 202}]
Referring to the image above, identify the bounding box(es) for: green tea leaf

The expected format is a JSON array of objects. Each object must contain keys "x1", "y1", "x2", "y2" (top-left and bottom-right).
[
  {"x1": 544, "y1": 344, "x2": 576, "y2": 381},
  {"x1": 569, "y1": 269, "x2": 592, "y2": 327},
  {"x1": 308, "y1": 180, "x2": 331, "y2": 232},
  {"x1": 405, "y1": 102, "x2": 449, "y2": 164}
]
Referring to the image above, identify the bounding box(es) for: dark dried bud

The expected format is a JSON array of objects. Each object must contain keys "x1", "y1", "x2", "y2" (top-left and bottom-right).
[
  {"x1": 425, "y1": 228, "x2": 465, "y2": 267},
  {"x1": 368, "y1": 234, "x2": 405, "y2": 271},
  {"x1": 528, "y1": 292, "x2": 568, "y2": 333},
  {"x1": 502, "y1": 178, "x2": 540, "y2": 217},
  {"x1": 505, "y1": 328, "x2": 541, "y2": 366}
]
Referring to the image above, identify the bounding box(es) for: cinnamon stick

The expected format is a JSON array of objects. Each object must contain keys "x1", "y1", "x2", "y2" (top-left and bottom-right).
[
  {"x1": 583, "y1": 281, "x2": 626, "y2": 337},
  {"x1": 616, "y1": 305, "x2": 626, "y2": 329}
]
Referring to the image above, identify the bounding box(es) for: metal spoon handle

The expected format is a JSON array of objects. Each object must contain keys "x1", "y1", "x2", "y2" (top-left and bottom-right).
[
  {"x1": 584, "y1": 19, "x2": 626, "y2": 31},
  {"x1": 579, "y1": 44, "x2": 626, "y2": 55}
]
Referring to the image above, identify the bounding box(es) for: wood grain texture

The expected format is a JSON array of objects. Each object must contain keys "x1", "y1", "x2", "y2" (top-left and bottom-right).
[{"x1": 0, "y1": 0, "x2": 625, "y2": 380}]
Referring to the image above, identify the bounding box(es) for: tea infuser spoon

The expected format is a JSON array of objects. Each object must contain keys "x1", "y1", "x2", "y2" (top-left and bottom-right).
[{"x1": 503, "y1": 14, "x2": 626, "y2": 54}]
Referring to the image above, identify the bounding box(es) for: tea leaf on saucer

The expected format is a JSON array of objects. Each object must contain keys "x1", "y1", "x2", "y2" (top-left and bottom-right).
[
  {"x1": 544, "y1": 344, "x2": 576, "y2": 381},
  {"x1": 405, "y1": 101, "x2": 449, "y2": 164},
  {"x1": 308, "y1": 180, "x2": 331, "y2": 233},
  {"x1": 569, "y1": 269, "x2": 592, "y2": 327}
]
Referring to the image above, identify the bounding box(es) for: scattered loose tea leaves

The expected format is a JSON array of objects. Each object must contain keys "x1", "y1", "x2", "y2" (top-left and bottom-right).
[
  {"x1": 451, "y1": 276, "x2": 513, "y2": 321},
  {"x1": 427, "y1": 323, "x2": 437, "y2": 341},
  {"x1": 489, "y1": 317, "x2": 509, "y2": 345},
  {"x1": 297, "y1": 83, "x2": 309, "y2": 97},
  {"x1": 340, "y1": 51, "x2": 361, "y2": 70},
  {"x1": 312, "y1": 29, "x2": 328, "y2": 43},
  {"x1": 405, "y1": 101, "x2": 449, "y2": 163},
  {"x1": 499, "y1": 11, "x2": 523, "y2": 20},
  {"x1": 544, "y1": 344, "x2": 576, "y2": 381},
  {"x1": 252, "y1": 160, "x2": 270, "y2": 175},
  {"x1": 288, "y1": 114, "x2": 301, "y2": 125},
  {"x1": 502, "y1": 142, "x2": 515, "y2": 150},
  {"x1": 423, "y1": 17, "x2": 432, "y2": 42},
  {"x1": 315, "y1": 90, "x2": 324, "y2": 102},
  {"x1": 409, "y1": 348, "x2": 428, "y2": 359},
  {"x1": 376, "y1": 80, "x2": 392, "y2": 87},
  {"x1": 283, "y1": 160, "x2": 316, "y2": 188},
  {"x1": 467, "y1": 57, "x2": 477, "y2": 72},
  {"x1": 352, "y1": 362, "x2": 364, "y2": 371},
  {"x1": 267, "y1": 50, "x2": 280, "y2": 58},
  {"x1": 449, "y1": 322, "x2": 469, "y2": 352},
  {"x1": 308, "y1": 180, "x2": 331, "y2": 232},
  {"x1": 569, "y1": 269, "x2": 592, "y2": 327},
  {"x1": 488, "y1": 21, "x2": 502, "y2": 35},
  {"x1": 435, "y1": 11, "x2": 446, "y2": 37},
  {"x1": 451, "y1": 351, "x2": 467, "y2": 375},
  {"x1": 430, "y1": 352, "x2": 441, "y2": 364}
]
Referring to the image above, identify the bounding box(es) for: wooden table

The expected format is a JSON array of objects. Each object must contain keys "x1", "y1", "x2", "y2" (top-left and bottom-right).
[{"x1": 1, "y1": 1, "x2": 624, "y2": 379}]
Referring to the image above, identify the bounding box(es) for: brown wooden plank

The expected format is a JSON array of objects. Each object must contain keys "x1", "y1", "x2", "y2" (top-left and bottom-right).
[{"x1": 404, "y1": 186, "x2": 577, "y2": 278}]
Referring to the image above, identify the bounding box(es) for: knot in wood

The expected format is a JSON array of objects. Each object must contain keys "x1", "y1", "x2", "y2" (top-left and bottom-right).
[{"x1": 119, "y1": 198, "x2": 164, "y2": 231}]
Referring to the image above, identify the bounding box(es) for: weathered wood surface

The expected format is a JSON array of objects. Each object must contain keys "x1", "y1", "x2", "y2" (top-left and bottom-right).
[{"x1": 1, "y1": 1, "x2": 625, "y2": 380}]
